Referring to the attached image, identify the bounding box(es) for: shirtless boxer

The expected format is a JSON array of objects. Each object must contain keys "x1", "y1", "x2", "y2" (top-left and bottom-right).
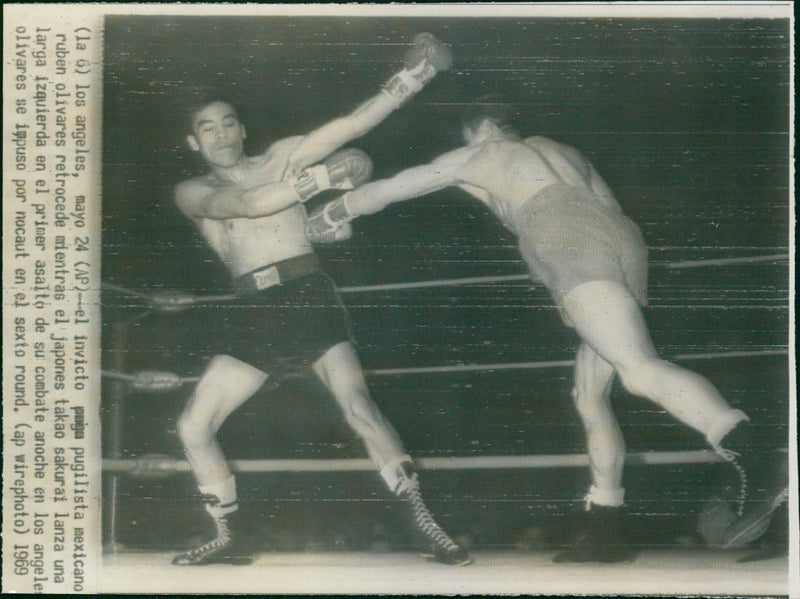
[
  {"x1": 307, "y1": 97, "x2": 788, "y2": 562},
  {"x1": 170, "y1": 34, "x2": 470, "y2": 567}
]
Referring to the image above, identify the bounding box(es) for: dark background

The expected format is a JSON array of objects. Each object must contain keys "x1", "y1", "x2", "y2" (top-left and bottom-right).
[{"x1": 101, "y1": 16, "x2": 790, "y2": 553}]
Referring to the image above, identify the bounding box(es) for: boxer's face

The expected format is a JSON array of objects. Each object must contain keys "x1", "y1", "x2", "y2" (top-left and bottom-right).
[{"x1": 187, "y1": 101, "x2": 246, "y2": 168}]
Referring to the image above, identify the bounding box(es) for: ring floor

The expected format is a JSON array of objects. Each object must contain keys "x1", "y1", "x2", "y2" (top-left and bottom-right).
[{"x1": 101, "y1": 548, "x2": 790, "y2": 595}]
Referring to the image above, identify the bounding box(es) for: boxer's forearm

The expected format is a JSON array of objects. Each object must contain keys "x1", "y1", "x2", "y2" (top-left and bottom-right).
[
  {"x1": 347, "y1": 164, "x2": 455, "y2": 216},
  {"x1": 287, "y1": 94, "x2": 397, "y2": 171},
  {"x1": 179, "y1": 182, "x2": 299, "y2": 220},
  {"x1": 287, "y1": 33, "x2": 452, "y2": 172},
  {"x1": 241, "y1": 183, "x2": 305, "y2": 217},
  {"x1": 304, "y1": 160, "x2": 456, "y2": 244}
]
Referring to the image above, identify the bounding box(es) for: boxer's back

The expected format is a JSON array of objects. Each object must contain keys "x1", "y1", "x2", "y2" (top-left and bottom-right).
[{"x1": 455, "y1": 135, "x2": 597, "y2": 233}]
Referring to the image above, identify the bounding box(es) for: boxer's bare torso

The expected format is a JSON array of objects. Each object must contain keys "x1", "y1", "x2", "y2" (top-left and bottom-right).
[
  {"x1": 450, "y1": 136, "x2": 621, "y2": 234},
  {"x1": 177, "y1": 135, "x2": 313, "y2": 277}
]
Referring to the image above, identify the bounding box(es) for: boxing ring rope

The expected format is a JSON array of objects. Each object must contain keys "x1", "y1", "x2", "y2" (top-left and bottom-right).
[
  {"x1": 101, "y1": 252, "x2": 789, "y2": 302},
  {"x1": 663, "y1": 253, "x2": 790, "y2": 270},
  {"x1": 103, "y1": 450, "x2": 726, "y2": 479},
  {"x1": 101, "y1": 349, "x2": 787, "y2": 383},
  {"x1": 338, "y1": 253, "x2": 790, "y2": 293},
  {"x1": 101, "y1": 369, "x2": 200, "y2": 390},
  {"x1": 100, "y1": 250, "x2": 789, "y2": 546},
  {"x1": 363, "y1": 349, "x2": 787, "y2": 377}
]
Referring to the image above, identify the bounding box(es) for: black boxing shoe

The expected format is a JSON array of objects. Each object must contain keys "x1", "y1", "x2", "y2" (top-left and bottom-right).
[
  {"x1": 172, "y1": 502, "x2": 251, "y2": 566},
  {"x1": 723, "y1": 486, "x2": 789, "y2": 550},
  {"x1": 713, "y1": 419, "x2": 789, "y2": 548},
  {"x1": 395, "y1": 465, "x2": 471, "y2": 566},
  {"x1": 553, "y1": 504, "x2": 638, "y2": 563}
]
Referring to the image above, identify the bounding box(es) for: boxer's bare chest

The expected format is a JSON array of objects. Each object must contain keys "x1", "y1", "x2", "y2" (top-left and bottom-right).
[{"x1": 197, "y1": 144, "x2": 310, "y2": 274}]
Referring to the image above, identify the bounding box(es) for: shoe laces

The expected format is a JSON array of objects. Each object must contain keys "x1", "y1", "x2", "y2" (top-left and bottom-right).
[
  {"x1": 185, "y1": 515, "x2": 231, "y2": 559},
  {"x1": 725, "y1": 458, "x2": 748, "y2": 517},
  {"x1": 772, "y1": 487, "x2": 790, "y2": 509},
  {"x1": 404, "y1": 485, "x2": 459, "y2": 552},
  {"x1": 713, "y1": 446, "x2": 747, "y2": 516}
]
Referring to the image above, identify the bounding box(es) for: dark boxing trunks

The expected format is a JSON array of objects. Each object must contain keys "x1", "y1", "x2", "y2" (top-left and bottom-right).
[
  {"x1": 217, "y1": 253, "x2": 354, "y2": 376},
  {"x1": 517, "y1": 184, "x2": 648, "y2": 307}
]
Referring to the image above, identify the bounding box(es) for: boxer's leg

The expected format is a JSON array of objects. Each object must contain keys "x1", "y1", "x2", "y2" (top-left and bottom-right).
[
  {"x1": 554, "y1": 343, "x2": 636, "y2": 563},
  {"x1": 561, "y1": 280, "x2": 738, "y2": 435},
  {"x1": 562, "y1": 280, "x2": 785, "y2": 548},
  {"x1": 312, "y1": 341, "x2": 403, "y2": 467},
  {"x1": 173, "y1": 355, "x2": 268, "y2": 566},
  {"x1": 572, "y1": 342, "x2": 624, "y2": 496},
  {"x1": 312, "y1": 342, "x2": 471, "y2": 566},
  {"x1": 178, "y1": 355, "x2": 268, "y2": 484}
]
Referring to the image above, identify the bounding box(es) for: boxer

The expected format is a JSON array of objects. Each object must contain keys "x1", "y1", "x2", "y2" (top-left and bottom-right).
[
  {"x1": 170, "y1": 33, "x2": 470, "y2": 567},
  {"x1": 308, "y1": 96, "x2": 787, "y2": 562}
]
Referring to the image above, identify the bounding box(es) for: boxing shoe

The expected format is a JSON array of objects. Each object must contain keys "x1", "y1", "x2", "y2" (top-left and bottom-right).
[
  {"x1": 392, "y1": 463, "x2": 471, "y2": 566},
  {"x1": 711, "y1": 418, "x2": 789, "y2": 548},
  {"x1": 402, "y1": 486, "x2": 472, "y2": 566},
  {"x1": 172, "y1": 500, "x2": 252, "y2": 566},
  {"x1": 553, "y1": 504, "x2": 638, "y2": 563},
  {"x1": 723, "y1": 486, "x2": 789, "y2": 549},
  {"x1": 291, "y1": 148, "x2": 373, "y2": 203}
]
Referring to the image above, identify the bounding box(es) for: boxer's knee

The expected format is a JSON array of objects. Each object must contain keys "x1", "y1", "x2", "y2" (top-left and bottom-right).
[
  {"x1": 177, "y1": 408, "x2": 214, "y2": 449},
  {"x1": 572, "y1": 363, "x2": 614, "y2": 420},
  {"x1": 572, "y1": 386, "x2": 600, "y2": 420},
  {"x1": 615, "y1": 355, "x2": 667, "y2": 399}
]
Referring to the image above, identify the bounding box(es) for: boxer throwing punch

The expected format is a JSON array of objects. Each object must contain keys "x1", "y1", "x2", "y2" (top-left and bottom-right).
[
  {"x1": 171, "y1": 34, "x2": 470, "y2": 567},
  {"x1": 307, "y1": 97, "x2": 788, "y2": 562}
]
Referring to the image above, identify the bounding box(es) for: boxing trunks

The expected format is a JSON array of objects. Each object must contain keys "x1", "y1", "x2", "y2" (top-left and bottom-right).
[
  {"x1": 216, "y1": 253, "x2": 354, "y2": 375},
  {"x1": 516, "y1": 184, "x2": 649, "y2": 309}
]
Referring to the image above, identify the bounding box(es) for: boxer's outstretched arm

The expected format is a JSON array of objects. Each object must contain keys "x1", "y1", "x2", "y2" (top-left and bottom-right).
[
  {"x1": 349, "y1": 145, "x2": 475, "y2": 214},
  {"x1": 348, "y1": 162, "x2": 459, "y2": 216},
  {"x1": 305, "y1": 147, "x2": 471, "y2": 243},
  {"x1": 286, "y1": 95, "x2": 401, "y2": 172},
  {"x1": 286, "y1": 33, "x2": 453, "y2": 172}
]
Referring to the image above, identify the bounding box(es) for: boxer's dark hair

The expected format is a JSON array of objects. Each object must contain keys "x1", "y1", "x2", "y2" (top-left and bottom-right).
[{"x1": 461, "y1": 93, "x2": 515, "y2": 133}]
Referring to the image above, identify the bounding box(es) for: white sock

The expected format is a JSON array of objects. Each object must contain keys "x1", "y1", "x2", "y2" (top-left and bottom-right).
[
  {"x1": 379, "y1": 454, "x2": 413, "y2": 493},
  {"x1": 585, "y1": 485, "x2": 625, "y2": 510},
  {"x1": 199, "y1": 475, "x2": 237, "y2": 511}
]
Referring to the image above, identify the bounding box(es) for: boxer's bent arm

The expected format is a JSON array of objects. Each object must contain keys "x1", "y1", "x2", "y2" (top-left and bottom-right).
[{"x1": 175, "y1": 179, "x2": 300, "y2": 220}]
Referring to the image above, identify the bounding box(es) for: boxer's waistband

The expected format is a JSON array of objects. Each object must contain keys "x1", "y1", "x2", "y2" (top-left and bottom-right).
[{"x1": 232, "y1": 253, "x2": 321, "y2": 296}]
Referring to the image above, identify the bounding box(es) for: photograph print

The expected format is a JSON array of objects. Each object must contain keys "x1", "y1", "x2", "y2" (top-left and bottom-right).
[{"x1": 99, "y1": 8, "x2": 793, "y2": 595}]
